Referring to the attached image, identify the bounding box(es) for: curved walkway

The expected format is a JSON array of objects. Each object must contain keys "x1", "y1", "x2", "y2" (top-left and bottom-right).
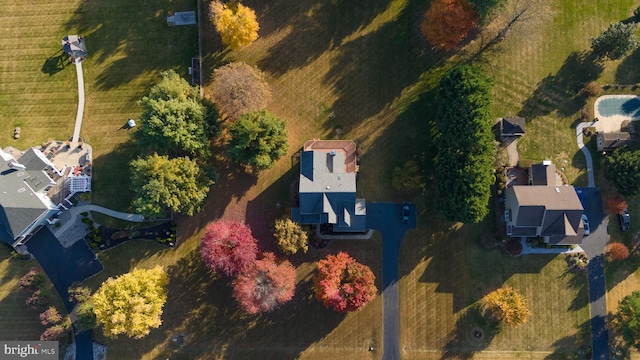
[
  {"x1": 576, "y1": 122, "x2": 595, "y2": 188},
  {"x1": 70, "y1": 61, "x2": 85, "y2": 147}
]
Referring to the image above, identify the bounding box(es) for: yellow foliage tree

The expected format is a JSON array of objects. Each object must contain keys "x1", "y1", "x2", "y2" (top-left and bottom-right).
[
  {"x1": 274, "y1": 218, "x2": 308, "y2": 254},
  {"x1": 210, "y1": 1, "x2": 259, "y2": 50},
  {"x1": 92, "y1": 266, "x2": 168, "y2": 339},
  {"x1": 482, "y1": 286, "x2": 531, "y2": 327}
]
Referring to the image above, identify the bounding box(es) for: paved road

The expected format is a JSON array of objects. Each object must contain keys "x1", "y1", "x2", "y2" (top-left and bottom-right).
[
  {"x1": 366, "y1": 202, "x2": 416, "y2": 360},
  {"x1": 71, "y1": 61, "x2": 85, "y2": 147}
]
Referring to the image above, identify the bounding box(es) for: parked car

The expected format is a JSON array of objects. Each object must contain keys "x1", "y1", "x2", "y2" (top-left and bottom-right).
[
  {"x1": 620, "y1": 208, "x2": 631, "y2": 231},
  {"x1": 581, "y1": 214, "x2": 590, "y2": 236},
  {"x1": 401, "y1": 201, "x2": 410, "y2": 222}
]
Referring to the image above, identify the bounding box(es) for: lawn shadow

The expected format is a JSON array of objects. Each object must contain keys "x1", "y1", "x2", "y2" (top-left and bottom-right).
[
  {"x1": 321, "y1": 0, "x2": 440, "y2": 133},
  {"x1": 616, "y1": 47, "x2": 640, "y2": 84},
  {"x1": 245, "y1": 167, "x2": 298, "y2": 253},
  {"x1": 90, "y1": 140, "x2": 138, "y2": 212},
  {"x1": 519, "y1": 51, "x2": 604, "y2": 120},
  {"x1": 440, "y1": 304, "x2": 499, "y2": 360},
  {"x1": 545, "y1": 319, "x2": 591, "y2": 359},
  {"x1": 41, "y1": 49, "x2": 69, "y2": 76},
  {"x1": 256, "y1": 0, "x2": 395, "y2": 77},
  {"x1": 65, "y1": 0, "x2": 198, "y2": 90},
  {"x1": 560, "y1": 267, "x2": 589, "y2": 312}
]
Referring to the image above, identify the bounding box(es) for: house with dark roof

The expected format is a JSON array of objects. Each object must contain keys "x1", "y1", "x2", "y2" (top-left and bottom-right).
[
  {"x1": 505, "y1": 161, "x2": 585, "y2": 245},
  {"x1": 500, "y1": 117, "x2": 526, "y2": 141},
  {"x1": 596, "y1": 131, "x2": 632, "y2": 152},
  {"x1": 291, "y1": 140, "x2": 366, "y2": 232},
  {"x1": 0, "y1": 148, "x2": 59, "y2": 247}
]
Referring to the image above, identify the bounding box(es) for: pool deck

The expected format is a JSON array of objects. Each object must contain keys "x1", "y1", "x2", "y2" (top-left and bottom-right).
[{"x1": 593, "y1": 95, "x2": 640, "y2": 133}]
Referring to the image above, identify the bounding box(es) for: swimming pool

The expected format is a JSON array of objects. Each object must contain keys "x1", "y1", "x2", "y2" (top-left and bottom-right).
[{"x1": 596, "y1": 95, "x2": 640, "y2": 118}]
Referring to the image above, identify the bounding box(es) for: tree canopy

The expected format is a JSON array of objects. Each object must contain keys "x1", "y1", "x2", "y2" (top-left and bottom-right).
[
  {"x1": 591, "y1": 22, "x2": 640, "y2": 60},
  {"x1": 200, "y1": 221, "x2": 259, "y2": 277},
  {"x1": 227, "y1": 110, "x2": 289, "y2": 171},
  {"x1": 616, "y1": 291, "x2": 640, "y2": 350},
  {"x1": 92, "y1": 266, "x2": 168, "y2": 339},
  {"x1": 314, "y1": 252, "x2": 377, "y2": 313},
  {"x1": 468, "y1": 0, "x2": 507, "y2": 22},
  {"x1": 210, "y1": 1, "x2": 259, "y2": 51},
  {"x1": 274, "y1": 218, "x2": 308, "y2": 254},
  {"x1": 232, "y1": 252, "x2": 296, "y2": 314},
  {"x1": 483, "y1": 286, "x2": 531, "y2": 326},
  {"x1": 210, "y1": 62, "x2": 272, "y2": 120},
  {"x1": 130, "y1": 153, "x2": 213, "y2": 217},
  {"x1": 421, "y1": 0, "x2": 478, "y2": 51},
  {"x1": 434, "y1": 65, "x2": 495, "y2": 224},
  {"x1": 134, "y1": 70, "x2": 212, "y2": 159},
  {"x1": 604, "y1": 147, "x2": 640, "y2": 197}
]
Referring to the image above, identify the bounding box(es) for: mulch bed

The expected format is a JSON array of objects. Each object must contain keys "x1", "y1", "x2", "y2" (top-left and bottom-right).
[
  {"x1": 86, "y1": 221, "x2": 177, "y2": 252},
  {"x1": 503, "y1": 238, "x2": 523, "y2": 256}
]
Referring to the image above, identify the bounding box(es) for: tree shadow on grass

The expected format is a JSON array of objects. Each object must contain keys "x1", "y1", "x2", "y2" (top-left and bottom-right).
[
  {"x1": 615, "y1": 47, "x2": 640, "y2": 84},
  {"x1": 256, "y1": 0, "x2": 395, "y2": 77},
  {"x1": 519, "y1": 51, "x2": 603, "y2": 120},
  {"x1": 65, "y1": 0, "x2": 198, "y2": 90},
  {"x1": 560, "y1": 266, "x2": 589, "y2": 312},
  {"x1": 545, "y1": 319, "x2": 591, "y2": 359},
  {"x1": 440, "y1": 304, "x2": 499, "y2": 360},
  {"x1": 90, "y1": 140, "x2": 138, "y2": 212}
]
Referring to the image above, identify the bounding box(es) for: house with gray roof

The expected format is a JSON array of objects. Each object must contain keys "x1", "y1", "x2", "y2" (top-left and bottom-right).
[
  {"x1": 500, "y1": 117, "x2": 526, "y2": 141},
  {"x1": 505, "y1": 161, "x2": 585, "y2": 245},
  {"x1": 596, "y1": 131, "x2": 632, "y2": 152},
  {"x1": 0, "y1": 148, "x2": 58, "y2": 247},
  {"x1": 291, "y1": 140, "x2": 366, "y2": 232}
]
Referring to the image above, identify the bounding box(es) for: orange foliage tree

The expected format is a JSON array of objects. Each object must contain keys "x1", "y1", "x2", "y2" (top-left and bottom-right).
[
  {"x1": 421, "y1": 0, "x2": 478, "y2": 50},
  {"x1": 608, "y1": 197, "x2": 628, "y2": 214},
  {"x1": 607, "y1": 242, "x2": 630, "y2": 261},
  {"x1": 314, "y1": 252, "x2": 377, "y2": 313},
  {"x1": 483, "y1": 286, "x2": 531, "y2": 326}
]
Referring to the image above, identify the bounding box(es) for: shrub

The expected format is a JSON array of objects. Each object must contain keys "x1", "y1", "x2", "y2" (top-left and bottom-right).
[
  {"x1": 582, "y1": 82, "x2": 601, "y2": 97},
  {"x1": 68, "y1": 285, "x2": 92, "y2": 304},
  {"x1": 607, "y1": 242, "x2": 630, "y2": 261},
  {"x1": 483, "y1": 286, "x2": 531, "y2": 326},
  {"x1": 40, "y1": 307, "x2": 63, "y2": 326},
  {"x1": 607, "y1": 197, "x2": 628, "y2": 215},
  {"x1": 40, "y1": 325, "x2": 67, "y2": 342},
  {"x1": 26, "y1": 289, "x2": 52, "y2": 309},
  {"x1": 75, "y1": 302, "x2": 97, "y2": 331},
  {"x1": 19, "y1": 268, "x2": 45, "y2": 292}
]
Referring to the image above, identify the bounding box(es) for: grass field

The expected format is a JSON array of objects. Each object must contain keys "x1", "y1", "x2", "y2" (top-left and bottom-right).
[{"x1": 1, "y1": 0, "x2": 640, "y2": 358}]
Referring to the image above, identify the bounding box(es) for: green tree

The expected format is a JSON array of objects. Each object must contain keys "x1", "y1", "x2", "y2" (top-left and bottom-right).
[
  {"x1": 134, "y1": 70, "x2": 213, "y2": 159},
  {"x1": 434, "y1": 65, "x2": 495, "y2": 224},
  {"x1": 228, "y1": 110, "x2": 289, "y2": 171},
  {"x1": 274, "y1": 218, "x2": 308, "y2": 254},
  {"x1": 130, "y1": 153, "x2": 213, "y2": 217},
  {"x1": 92, "y1": 266, "x2": 168, "y2": 339},
  {"x1": 210, "y1": 1, "x2": 259, "y2": 50},
  {"x1": 604, "y1": 147, "x2": 640, "y2": 197},
  {"x1": 616, "y1": 290, "x2": 640, "y2": 350},
  {"x1": 591, "y1": 22, "x2": 640, "y2": 60}
]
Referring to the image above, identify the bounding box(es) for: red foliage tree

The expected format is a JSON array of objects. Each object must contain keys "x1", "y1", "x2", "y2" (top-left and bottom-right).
[
  {"x1": 314, "y1": 252, "x2": 378, "y2": 313},
  {"x1": 421, "y1": 0, "x2": 478, "y2": 51},
  {"x1": 200, "y1": 221, "x2": 259, "y2": 277},
  {"x1": 608, "y1": 242, "x2": 630, "y2": 261},
  {"x1": 39, "y1": 306, "x2": 62, "y2": 326},
  {"x1": 40, "y1": 325, "x2": 66, "y2": 342},
  {"x1": 608, "y1": 197, "x2": 628, "y2": 215},
  {"x1": 232, "y1": 252, "x2": 296, "y2": 314}
]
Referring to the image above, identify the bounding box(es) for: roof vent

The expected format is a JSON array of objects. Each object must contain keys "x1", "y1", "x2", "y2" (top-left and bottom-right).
[
  {"x1": 329, "y1": 150, "x2": 336, "y2": 156},
  {"x1": 326, "y1": 186, "x2": 331, "y2": 190},
  {"x1": 18, "y1": 188, "x2": 26, "y2": 193},
  {"x1": 555, "y1": 187, "x2": 560, "y2": 193},
  {"x1": 543, "y1": 160, "x2": 552, "y2": 166},
  {"x1": 17, "y1": 172, "x2": 24, "y2": 177}
]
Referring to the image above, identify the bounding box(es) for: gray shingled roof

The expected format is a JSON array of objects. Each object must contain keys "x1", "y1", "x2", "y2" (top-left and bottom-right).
[
  {"x1": 501, "y1": 117, "x2": 526, "y2": 136},
  {"x1": 530, "y1": 163, "x2": 556, "y2": 186}
]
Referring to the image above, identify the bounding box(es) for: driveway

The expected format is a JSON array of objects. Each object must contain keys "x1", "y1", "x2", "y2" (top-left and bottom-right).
[
  {"x1": 366, "y1": 202, "x2": 416, "y2": 360},
  {"x1": 26, "y1": 227, "x2": 103, "y2": 360},
  {"x1": 576, "y1": 187, "x2": 609, "y2": 360}
]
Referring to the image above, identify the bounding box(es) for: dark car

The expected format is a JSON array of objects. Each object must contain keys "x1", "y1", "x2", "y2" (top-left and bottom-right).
[
  {"x1": 620, "y1": 208, "x2": 631, "y2": 231},
  {"x1": 401, "y1": 201, "x2": 410, "y2": 222}
]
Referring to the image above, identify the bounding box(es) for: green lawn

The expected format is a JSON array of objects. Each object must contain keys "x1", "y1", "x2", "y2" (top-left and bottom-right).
[{"x1": 2, "y1": 0, "x2": 639, "y2": 358}]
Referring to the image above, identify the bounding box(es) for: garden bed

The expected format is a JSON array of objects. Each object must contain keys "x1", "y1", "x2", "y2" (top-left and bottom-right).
[{"x1": 84, "y1": 221, "x2": 177, "y2": 252}]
